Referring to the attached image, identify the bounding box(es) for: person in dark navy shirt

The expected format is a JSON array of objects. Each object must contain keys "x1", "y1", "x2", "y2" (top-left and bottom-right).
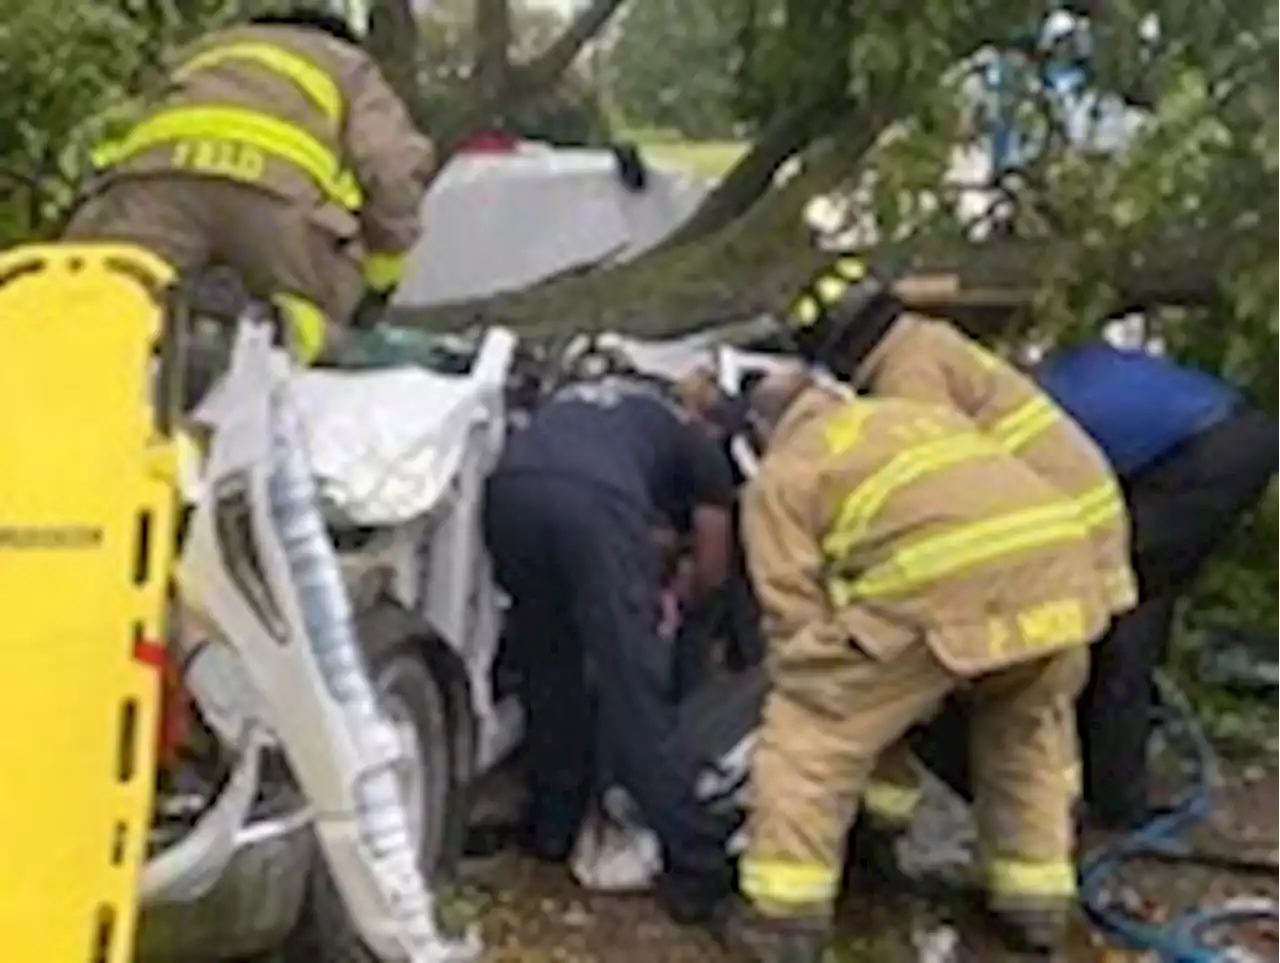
[
  {"x1": 497, "y1": 375, "x2": 736, "y2": 544},
  {"x1": 483, "y1": 374, "x2": 738, "y2": 920}
]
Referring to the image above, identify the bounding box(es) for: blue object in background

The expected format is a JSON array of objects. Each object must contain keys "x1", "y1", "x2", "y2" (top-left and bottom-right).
[
  {"x1": 986, "y1": 54, "x2": 1019, "y2": 175},
  {"x1": 984, "y1": 10, "x2": 1142, "y2": 174},
  {"x1": 1035, "y1": 343, "x2": 1243, "y2": 475}
]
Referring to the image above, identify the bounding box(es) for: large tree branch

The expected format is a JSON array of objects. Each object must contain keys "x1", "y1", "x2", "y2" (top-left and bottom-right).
[
  {"x1": 382, "y1": 112, "x2": 909, "y2": 337},
  {"x1": 386, "y1": 215, "x2": 1232, "y2": 343},
  {"x1": 669, "y1": 0, "x2": 860, "y2": 247},
  {"x1": 885, "y1": 227, "x2": 1230, "y2": 333},
  {"x1": 518, "y1": 0, "x2": 627, "y2": 91},
  {"x1": 387, "y1": 5, "x2": 1239, "y2": 344},
  {"x1": 662, "y1": 94, "x2": 857, "y2": 247},
  {"x1": 435, "y1": 0, "x2": 629, "y2": 153},
  {"x1": 667, "y1": 6, "x2": 1003, "y2": 248}
]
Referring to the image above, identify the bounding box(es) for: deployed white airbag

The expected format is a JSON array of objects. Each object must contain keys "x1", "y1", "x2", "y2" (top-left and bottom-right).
[{"x1": 284, "y1": 329, "x2": 516, "y2": 526}]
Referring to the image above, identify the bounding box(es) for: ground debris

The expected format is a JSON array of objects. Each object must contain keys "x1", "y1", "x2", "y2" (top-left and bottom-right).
[{"x1": 459, "y1": 759, "x2": 1276, "y2": 961}]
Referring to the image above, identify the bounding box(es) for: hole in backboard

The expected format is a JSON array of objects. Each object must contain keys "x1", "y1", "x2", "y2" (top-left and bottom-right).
[
  {"x1": 89, "y1": 904, "x2": 115, "y2": 963},
  {"x1": 116, "y1": 699, "x2": 138, "y2": 783},
  {"x1": 133, "y1": 511, "x2": 152, "y2": 585}
]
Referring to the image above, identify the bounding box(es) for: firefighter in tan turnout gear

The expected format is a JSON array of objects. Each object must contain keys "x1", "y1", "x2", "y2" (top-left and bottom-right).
[
  {"x1": 64, "y1": 6, "x2": 436, "y2": 364},
  {"x1": 783, "y1": 257, "x2": 1137, "y2": 864},
  {"x1": 727, "y1": 367, "x2": 1111, "y2": 963}
]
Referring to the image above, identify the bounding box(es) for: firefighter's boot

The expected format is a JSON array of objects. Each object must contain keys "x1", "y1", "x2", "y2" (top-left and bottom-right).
[
  {"x1": 989, "y1": 904, "x2": 1070, "y2": 958},
  {"x1": 723, "y1": 901, "x2": 831, "y2": 963},
  {"x1": 841, "y1": 817, "x2": 910, "y2": 891}
]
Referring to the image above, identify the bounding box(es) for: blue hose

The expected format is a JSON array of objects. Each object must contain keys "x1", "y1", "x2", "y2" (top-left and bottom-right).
[{"x1": 1079, "y1": 672, "x2": 1278, "y2": 962}]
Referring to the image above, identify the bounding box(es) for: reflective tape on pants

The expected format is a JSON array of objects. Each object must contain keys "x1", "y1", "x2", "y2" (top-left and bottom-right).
[
  {"x1": 863, "y1": 781, "x2": 922, "y2": 825},
  {"x1": 986, "y1": 858, "x2": 1078, "y2": 900},
  {"x1": 740, "y1": 858, "x2": 840, "y2": 909}
]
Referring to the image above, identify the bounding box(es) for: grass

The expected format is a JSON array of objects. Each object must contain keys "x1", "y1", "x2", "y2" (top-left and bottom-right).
[
  {"x1": 634, "y1": 138, "x2": 747, "y2": 180},
  {"x1": 1168, "y1": 638, "x2": 1278, "y2": 760}
]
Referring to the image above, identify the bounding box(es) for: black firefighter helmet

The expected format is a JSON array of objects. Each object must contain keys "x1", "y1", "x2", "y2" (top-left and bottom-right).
[
  {"x1": 250, "y1": 6, "x2": 365, "y2": 45},
  {"x1": 781, "y1": 255, "x2": 905, "y2": 382}
]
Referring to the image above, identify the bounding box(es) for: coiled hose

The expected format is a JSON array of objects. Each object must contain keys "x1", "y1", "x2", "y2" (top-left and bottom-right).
[{"x1": 1079, "y1": 672, "x2": 1279, "y2": 962}]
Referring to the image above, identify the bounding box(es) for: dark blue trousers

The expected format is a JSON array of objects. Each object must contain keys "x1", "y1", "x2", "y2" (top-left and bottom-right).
[{"x1": 483, "y1": 471, "x2": 736, "y2": 908}]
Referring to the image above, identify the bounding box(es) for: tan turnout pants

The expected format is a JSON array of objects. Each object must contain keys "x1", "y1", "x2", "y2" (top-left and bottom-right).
[
  {"x1": 740, "y1": 626, "x2": 1089, "y2": 920},
  {"x1": 64, "y1": 175, "x2": 363, "y2": 354}
]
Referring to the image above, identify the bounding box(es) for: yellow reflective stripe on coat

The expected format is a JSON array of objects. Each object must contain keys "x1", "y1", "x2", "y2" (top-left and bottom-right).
[
  {"x1": 990, "y1": 395, "x2": 1059, "y2": 452},
  {"x1": 968, "y1": 341, "x2": 1004, "y2": 372},
  {"x1": 863, "y1": 781, "x2": 922, "y2": 824},
  {"x1": 847, "y1": 502, "x2": 1089, "y2": 598},
  {"x1": 273, "y1": 293, "x2": 327, "y2": 366},
  {"x1": 1102, "y1": 564, "x2": 1137, "y2": 612},
  {"x1": 740, "y1": 859, "x2": 840, "y2": 907},
  {"x1": 1075, "y1": 479, "x2": 1124, "y2": 530},
  {"x1": 822, "y1": 404, "x2": 873, "y2": 456},
  {"x1": 362, "y1": 251, "x2": 406, "y2": 293},
  {"x1": 91, "y1": 106, "x2": 362, "y2": 211},
  {"x1": 986, "y1": 858, "x2": 1077, "y2": 900},
  {"x1": 823, "y1": 434, "x2": 995, "y2": 558},
  {"x1": 984, "y1": 597, "x2": 1091, "y2": 658},
  {"x1": 175, "y1": 42, "x2": 343, "y2": 126}
]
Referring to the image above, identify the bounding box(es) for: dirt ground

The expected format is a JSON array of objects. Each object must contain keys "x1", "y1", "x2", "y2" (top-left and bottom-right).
[{"x1": 457, "y1": 758, "x2": 1278, "y2": 963}]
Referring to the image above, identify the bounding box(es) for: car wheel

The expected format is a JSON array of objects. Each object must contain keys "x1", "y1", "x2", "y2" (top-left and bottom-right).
[{"x1": 283, "y1": 603, "x2": 466, "y2": 963}]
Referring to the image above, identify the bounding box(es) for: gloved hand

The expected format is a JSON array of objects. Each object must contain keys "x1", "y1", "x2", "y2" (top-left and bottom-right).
[
  {"x1": 706, "y1": 393, "x2": 752, "y2": 438},
  {"x1": 352, "y1": 287, "x2": 391, "y2": 330}
]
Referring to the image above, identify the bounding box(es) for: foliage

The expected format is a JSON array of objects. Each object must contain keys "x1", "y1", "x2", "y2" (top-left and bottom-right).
[
  {"x1": 0, "y1": 1, "x2": 136, "y2": 242},
  {"x1": 0, "y1": 0, "x2": 612, "y2": 238},
  {"x1": 602, "y1": 0, "x2": 866, "y2": 138},
  {"x1": 838, "y1": 3, "x2": 1277, "y2": 366},
  {"x1": 0, "y1": 0, "x2": 270, "y2": 246},
  {"x1": 417, "y1": 0, "x2": 571, "y2": 79},
  {"x1": 733, "y1": 0, "x2": 862, "y2": 124},
  {"x1": 837, "y1": 2, "x2": 1277, "y2": 630},
  {"x1": 1189, "y1": 485, "x2": 1279, "y2": 636},
  {"x1": 504, "y1": 84, "x2": 611, "y2": 148},
  {"x1": 601, "y1": 0, "x2": 745, "y2": 139}
]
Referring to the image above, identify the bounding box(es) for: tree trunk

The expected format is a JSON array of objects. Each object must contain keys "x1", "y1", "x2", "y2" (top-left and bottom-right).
[
  {"x1": 662, "y1": 96, "x2": 850, "y2": 247},
  {"x1": 474, "y1": 0, "x2": 513, "y2": 119},
  {"x1": 368, "y1": 0, "x2": 420, "y2": 109},
  {"x1": 434, "y1": 0, "x2": 630, "y2": 156}
]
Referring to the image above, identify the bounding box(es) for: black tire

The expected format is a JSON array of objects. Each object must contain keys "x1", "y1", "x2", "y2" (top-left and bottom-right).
[{"x1": 283, "y1": 602, "x2": 472, "y2": 963}]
